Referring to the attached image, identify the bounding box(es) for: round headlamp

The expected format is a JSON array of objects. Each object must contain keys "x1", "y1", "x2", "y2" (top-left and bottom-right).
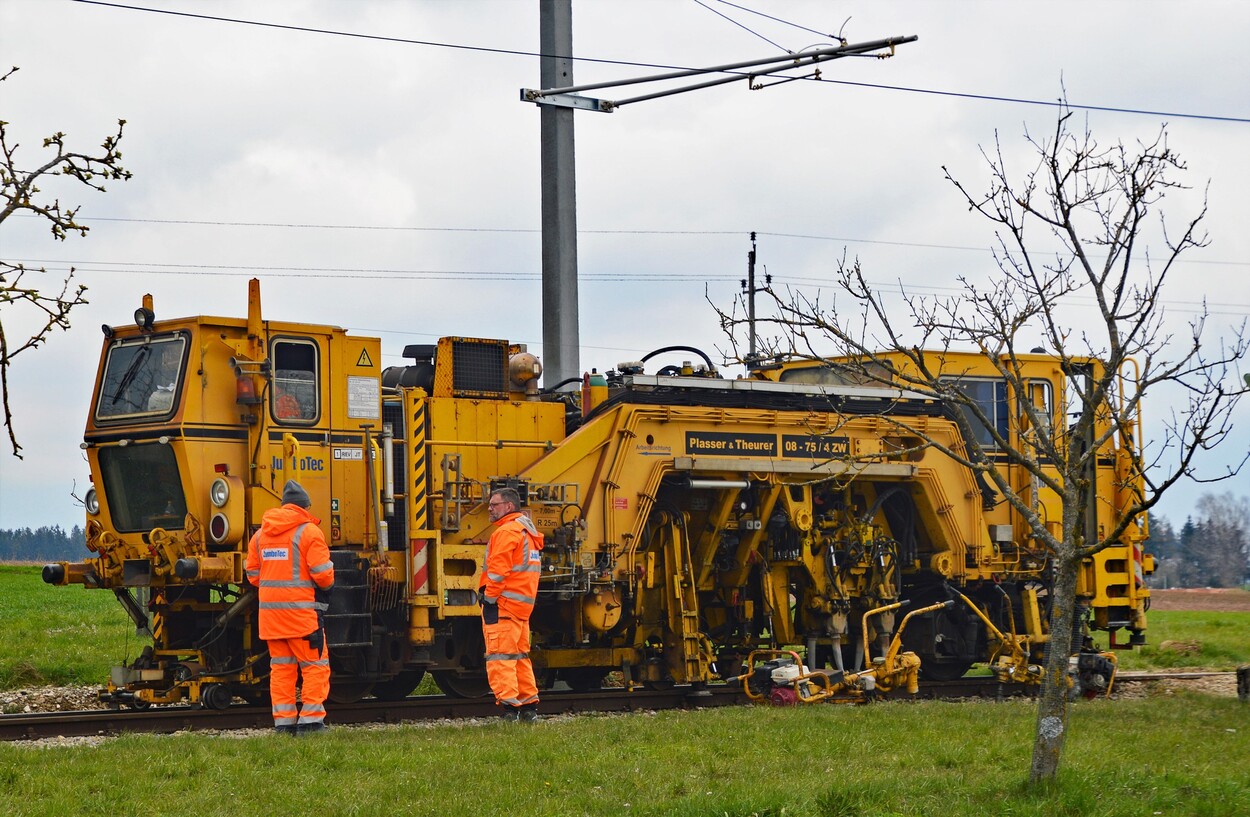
[{"x1": 210, "y1": 477, "x2": 230, "y2": 508}]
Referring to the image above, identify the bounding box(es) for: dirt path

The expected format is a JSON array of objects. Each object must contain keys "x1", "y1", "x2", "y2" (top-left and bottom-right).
[{"x1": 1147, "y1": 588, "x2": 1250, "y2": 612}]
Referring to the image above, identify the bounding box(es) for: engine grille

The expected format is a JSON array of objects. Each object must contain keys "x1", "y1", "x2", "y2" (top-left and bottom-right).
[{"x1": 449, "y1": 338, "x2": 508, "y2": 397}]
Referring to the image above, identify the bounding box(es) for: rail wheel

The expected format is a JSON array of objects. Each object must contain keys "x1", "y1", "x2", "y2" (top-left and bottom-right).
[
  {"x1": 714, "y1": 651, "x2": 744, "y2": 681},
  {"x1": 328, "y1": 681, "x2": 375, "y2": 703},
  {"x1": 642, "y1": 675, "x2": 675, "y2": 692},
  {"x1": 560, "y1": 668, "x2": 608, "y2": 692},
  {"x1": 200, "y1": 683, "x2": 234, "y2": 710},
  {"x1": 329, "y1": 645, "x2": 376, "y2": 702},
  {"x1": 431, "y1": 670, "x2": 492, "y2": 698},
  {"x1": 371, "y1": 669, "x2": 427, "y2": 701}
]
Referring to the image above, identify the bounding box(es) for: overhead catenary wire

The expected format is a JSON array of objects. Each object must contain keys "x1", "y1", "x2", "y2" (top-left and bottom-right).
[
  {"x1": 709, "y1": 0, "x2": 843, "y2": 41},
  {"x1": 692, "y1": 0, "x2": 793, "y2": 54},
  {"x1": 19, "y1": 6, "x2": 1250, "y2": 319},
  {"x1": 16, "y1": 216, "x2": 1248, "y2": 268},
  {"x1": 69, "y1": 0, "x2": 1250, "y2": 124},
  {"x1": 7, "y1": 259, "x2": 742, "y2": 281},
  {"x1": 16, "y1": 259, "x2": 1249, "y2": 320}
]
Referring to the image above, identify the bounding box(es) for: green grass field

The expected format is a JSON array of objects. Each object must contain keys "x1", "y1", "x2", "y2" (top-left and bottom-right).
[
  {"x1": 1113, "y1": 608, "x2": 1250, "y2": 671},
  {"x1": 2, "y1": 566, "x2": 1249, "y2": 816},
  {"x1": 0, "y1": 566, "x2": 136, "y2": 688},
  {"x1": 2, "y1": 693, "x2": 1247, "y2": 816}
]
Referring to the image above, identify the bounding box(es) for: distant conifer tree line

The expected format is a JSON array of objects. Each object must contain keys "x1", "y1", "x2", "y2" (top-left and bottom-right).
[
  {"x1": 1146, "y1": 492, "x2": 1250, "y2": 589},
  {"x1": 0, "y1": 525, "x2": 88, "y2": 562}
]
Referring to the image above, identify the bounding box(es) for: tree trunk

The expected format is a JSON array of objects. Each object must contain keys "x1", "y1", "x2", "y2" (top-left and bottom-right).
[{"x1": 1029, "y1": 551, "x2": 1080, "y2": 784}]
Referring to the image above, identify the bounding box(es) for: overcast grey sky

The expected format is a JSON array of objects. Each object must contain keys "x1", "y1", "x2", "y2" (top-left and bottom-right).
[{"x1": 1, "y1": 0, "x2": 1247, "y2": 532}]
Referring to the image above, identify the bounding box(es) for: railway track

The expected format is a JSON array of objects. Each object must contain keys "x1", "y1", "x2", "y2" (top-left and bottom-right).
[{"x1": 0, "y1": 671, "x2": 1230, "y2": 743}]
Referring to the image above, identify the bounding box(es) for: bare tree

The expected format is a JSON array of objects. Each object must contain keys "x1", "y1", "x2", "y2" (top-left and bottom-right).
[
  {"x1": 716, "y1": 105, "x2": 1247, "y2": 783},
  {"x1": 1191, "y1": 492, "x2": 1250, "y2": 587},
  {"x1": 0, "y1": 66, "x2": 131, "y2": 457}
]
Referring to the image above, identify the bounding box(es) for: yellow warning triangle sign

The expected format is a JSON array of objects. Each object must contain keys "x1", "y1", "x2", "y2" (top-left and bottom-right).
[{"x1": 356, "y1": 348, "x2": 374, "y2": 368}]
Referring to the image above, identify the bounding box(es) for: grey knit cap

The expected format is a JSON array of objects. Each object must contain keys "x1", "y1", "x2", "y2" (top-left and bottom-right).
[{"x1": 282, "y1": 480, "x2": 311, "y2": 508}]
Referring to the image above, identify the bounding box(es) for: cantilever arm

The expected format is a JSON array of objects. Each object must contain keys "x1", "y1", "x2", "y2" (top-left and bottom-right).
[{"x1": 521, "y1": 35, "x2": 918, "y2": 113}]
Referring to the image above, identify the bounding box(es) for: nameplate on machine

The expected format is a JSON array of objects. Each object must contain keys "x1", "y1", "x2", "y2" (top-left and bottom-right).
[
  {"x1": 684, "y1": 432, "x2": 777, "y2": 456},
  {"x1": 683, "y1": 432, "x2": 854, "y2": 460},
  {"x1": 781, "y1": 434, "x2": 851, "y2": 458}
]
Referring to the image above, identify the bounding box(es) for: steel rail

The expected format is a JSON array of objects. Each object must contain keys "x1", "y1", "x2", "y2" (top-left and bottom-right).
[{"x1": 1, "y1": 671, "x2": 1231, "y2": 743}]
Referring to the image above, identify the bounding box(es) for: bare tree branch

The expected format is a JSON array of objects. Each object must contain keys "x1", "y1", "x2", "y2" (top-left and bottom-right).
[
  {"x1": 0, "y1": 66, "x2": 131, "y2": 457},
  {"x1": 712, "y1": 98, "x2": 1247, "y2": 784}
]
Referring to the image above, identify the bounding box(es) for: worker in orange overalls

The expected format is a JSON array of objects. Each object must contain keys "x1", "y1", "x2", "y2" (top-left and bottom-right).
[
  {"x1": 245, "y1": 480, "x2": 335, "y2": 734},
  {"x1": 478, "y1": 487, "x2": 545, "y2": 722}
]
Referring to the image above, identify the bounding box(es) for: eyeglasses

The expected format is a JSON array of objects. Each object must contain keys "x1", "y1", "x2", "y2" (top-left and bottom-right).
[{"x1": 487, "y1": 500, "x2": 507, "y2": 508}]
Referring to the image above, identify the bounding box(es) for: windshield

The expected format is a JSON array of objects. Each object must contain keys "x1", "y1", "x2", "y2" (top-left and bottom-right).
[
  {"x1": 96, "y1": 335, "x2": 187, "y2": 422},
  {"x1": 98, "y1": 442, "x2": 187, "y2": 532}
]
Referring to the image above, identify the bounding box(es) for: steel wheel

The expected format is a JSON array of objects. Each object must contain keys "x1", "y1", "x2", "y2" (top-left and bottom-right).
[
  {"x1": 431, "y1": 670, "x2": 492, "y2": 698},
  {"x1": 371, "y1": 669, "x2": 427, "y2": 701}
]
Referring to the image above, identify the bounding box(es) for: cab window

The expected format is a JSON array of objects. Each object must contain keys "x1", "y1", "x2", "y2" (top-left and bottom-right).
[
  {"x1": 271, "y1": 338, "x2": 319, "y2": 423},
  {"x1": 95, "y1": 334, "x2": 187, "y2": 422},
  {"x1": 944, "y1": 377, "x2": 1009, "y2": 449}
]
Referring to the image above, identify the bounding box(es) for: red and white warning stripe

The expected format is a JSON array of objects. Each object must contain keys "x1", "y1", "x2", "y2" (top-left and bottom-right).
[{"x1": 411, "y1": 538, "x2": 429, "y2": 595}]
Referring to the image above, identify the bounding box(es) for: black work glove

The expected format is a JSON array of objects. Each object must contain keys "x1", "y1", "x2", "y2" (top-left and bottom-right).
[
  {"x1": 315, "y1": 585, "x2": 333, "y2": 607},
  {"x1": 307, "y1": 628, "x2": 325, "y2": 655},
  {"x1": 482, "y1": 599, "x2": 499, "y2": 625}
]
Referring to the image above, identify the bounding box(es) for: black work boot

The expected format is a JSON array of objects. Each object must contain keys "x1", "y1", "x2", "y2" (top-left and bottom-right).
[
  {"x1": 499, "y1": 707, "x2": 521, "y2": 722},
  {"x1": 298, "y1": 721, "x2": 329, "y2": 735},
  {"x1": 518, "y1": 703, "x2": 540, "y2": 723},
  {"x1": 274, "y1": 724, "x2": 297, "y2": 735}
]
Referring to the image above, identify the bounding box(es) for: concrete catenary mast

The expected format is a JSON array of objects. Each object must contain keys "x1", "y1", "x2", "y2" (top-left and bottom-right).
[{"x1": 539, "y1": 0, "x2": 580, "y2": 389}]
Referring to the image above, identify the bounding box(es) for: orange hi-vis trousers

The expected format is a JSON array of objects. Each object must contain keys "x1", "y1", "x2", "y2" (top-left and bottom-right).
[
  {"x1": 268, "y1": 634, "x2": 330, "y2": 727},
  {"x1": 483, "y1": 617, "x2": 538, "y2": 709}
]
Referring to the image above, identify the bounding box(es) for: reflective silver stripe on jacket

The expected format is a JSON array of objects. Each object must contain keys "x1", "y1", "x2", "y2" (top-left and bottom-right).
[
  {"x1": 499, "y1": 590, "x2": 535, "y2": 605},
  {"x1": 290, "y1": 523, "x2": 308, "y2": 581},
  {"x1": 259, "y1": 600, "x2": 328, "y2": 611},
  {"x1": 258, "y1": 522, "x2": 321, "y2": 590}
]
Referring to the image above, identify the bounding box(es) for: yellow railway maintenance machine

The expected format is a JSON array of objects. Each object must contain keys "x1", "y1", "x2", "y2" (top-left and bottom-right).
[{"x1": 45, "y1": 281, "x2": 1151, "y2": 707}]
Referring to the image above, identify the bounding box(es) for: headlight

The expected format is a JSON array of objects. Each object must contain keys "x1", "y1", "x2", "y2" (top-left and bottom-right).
[
  {"x1": 85, "y1": 488, "x2": 100, "y2": 515},
  {"x1": 210, "y1": 477, "x2": 230, "y2": 508}
]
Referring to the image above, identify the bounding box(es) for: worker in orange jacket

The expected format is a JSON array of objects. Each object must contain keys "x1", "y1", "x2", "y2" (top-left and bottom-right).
[
  {"x1": 478, "y1": 487, "x2": 544, "y2": 722},
  {"x1": 245, "y1": 480, "x2": 335, "y2": 734}
]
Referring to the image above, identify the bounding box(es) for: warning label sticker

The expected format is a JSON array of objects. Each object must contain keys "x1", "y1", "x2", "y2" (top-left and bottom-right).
[{"x1": 347, "y1": 376, "x2": 379, "y2": 419}]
